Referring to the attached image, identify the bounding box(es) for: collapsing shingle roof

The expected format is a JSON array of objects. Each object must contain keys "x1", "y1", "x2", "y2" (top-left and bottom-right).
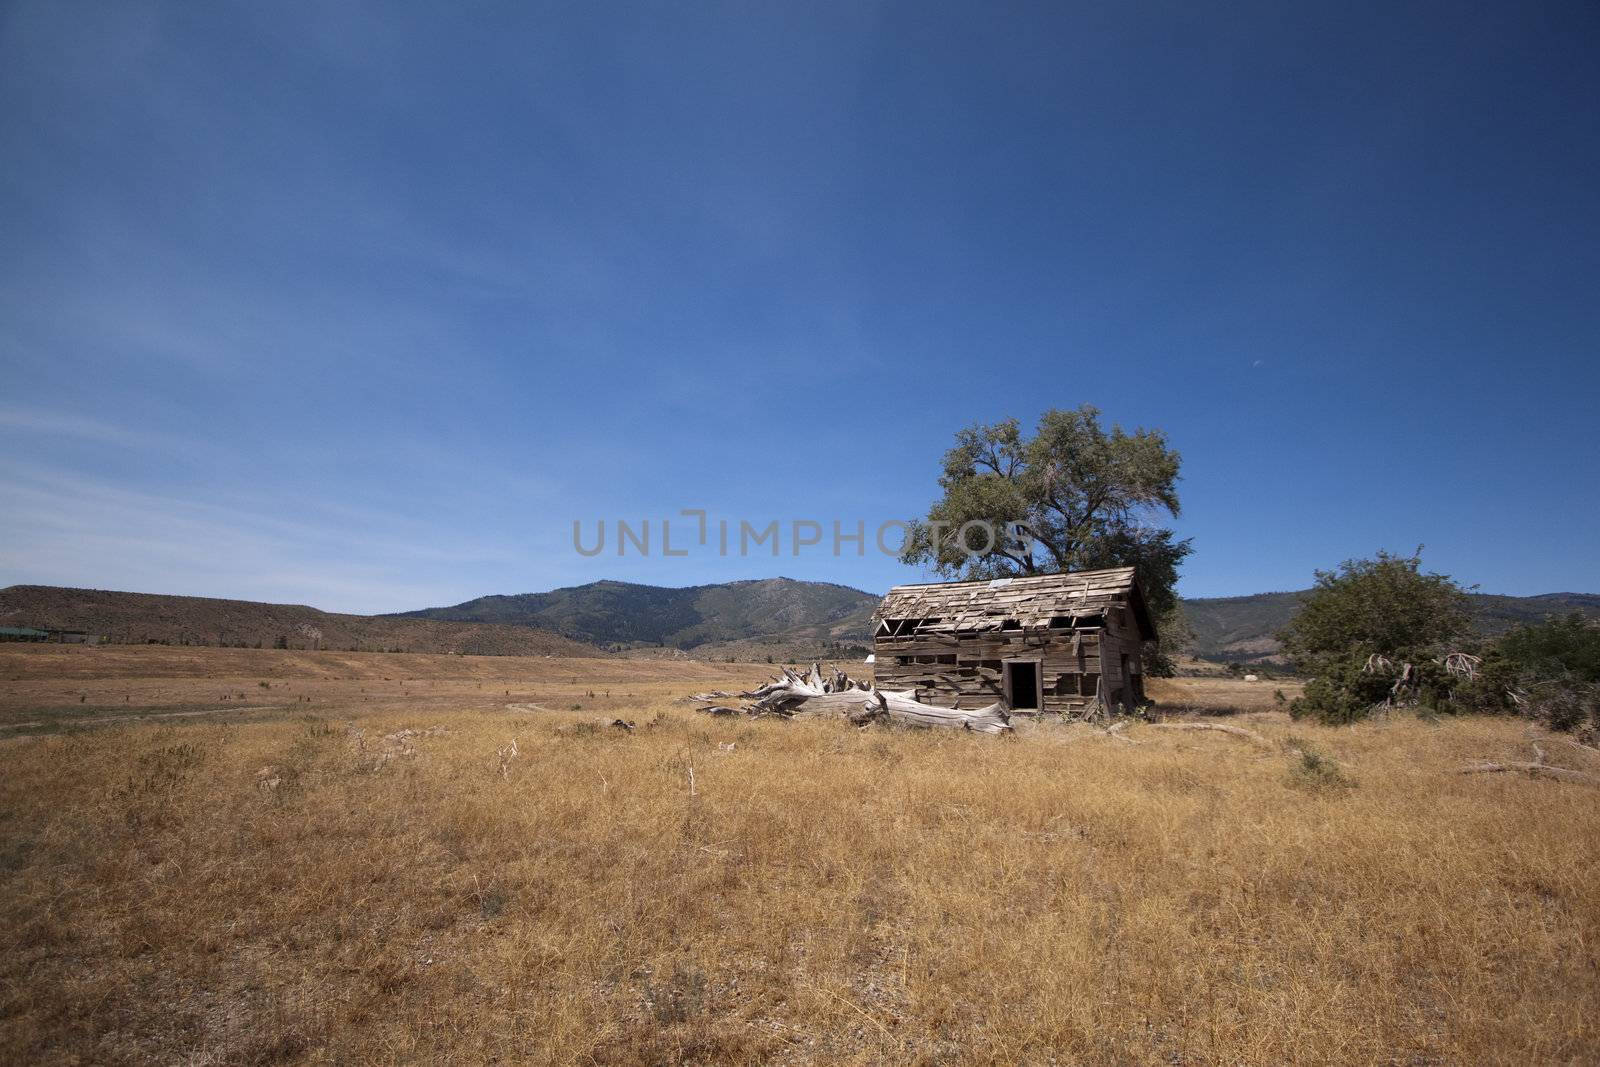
[{"x1": 873, "y1": 566, "x2": 1156, "y2": 641}]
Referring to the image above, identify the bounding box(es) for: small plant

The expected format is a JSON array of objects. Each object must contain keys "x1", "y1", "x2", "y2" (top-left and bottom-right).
[
  {"x1": 1284, "y1": 739, "x2": 1354, "y2": 792},
  {"x1": 644, "y1": 960, "x2": 707, "y2": 1025},
  {"x1": 259, "y1": 681, "x2": 271, "y2": 689},
  {"x1": 474, "y1": 881, "x2": 508, "y2": 920}
]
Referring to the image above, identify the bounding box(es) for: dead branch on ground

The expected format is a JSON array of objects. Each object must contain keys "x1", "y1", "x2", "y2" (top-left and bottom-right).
[
  {"x1": 1148, "y1": 722, "x2": 1272, "y2": 748},
  {"x1": 1458, "y1": 761, "x2": 1600, "y2": 787}
]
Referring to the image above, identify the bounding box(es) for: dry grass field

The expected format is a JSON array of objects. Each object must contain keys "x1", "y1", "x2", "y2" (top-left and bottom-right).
[{"x1": 1, "y1": 646, "x2": 1597, "y2": 1064}]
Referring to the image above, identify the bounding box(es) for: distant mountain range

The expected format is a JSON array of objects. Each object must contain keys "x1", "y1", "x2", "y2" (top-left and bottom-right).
[
  {"x1": 0, "y1": 586, "x2": 598, "y2": 657},
  {"x1": 402, "y1": 579, "x2": 1600, "y2": 663},
  {"x1": 5, "y1": 578, "x2": 1595, "y2": 664},
  {"x1": 1182, "y1": 589, "x2": 1600, "y2": 663},
  {"x1": 393, "y1": 578, "x2": 880, "y2": 658}
]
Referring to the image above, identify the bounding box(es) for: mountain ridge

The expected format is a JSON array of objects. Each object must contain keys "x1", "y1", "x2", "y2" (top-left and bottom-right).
[
  {"x1": 0, "y1": 585, "x2": 599, "y2": 657},
  {"x1": 392, "y1": 577, "x2": 880, "y2": 653},
  {"x1": 1181, "y1": 588, "x2": 1600, "y2": 663},
  {"x1": 398, "y1": 578, "x2": 1600, "y2": 662},
  {"x1": 5, "y1": 579, "x2": 1595, "y2": 664}
]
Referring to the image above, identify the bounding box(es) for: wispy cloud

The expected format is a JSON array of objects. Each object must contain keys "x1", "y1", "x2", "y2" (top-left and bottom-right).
[
  {"x1": 0, "y1": 407, "x2": 179, "y2": 449},
  {"x1": 0, "y1": 458, "x2": 529, "y2": 612}
]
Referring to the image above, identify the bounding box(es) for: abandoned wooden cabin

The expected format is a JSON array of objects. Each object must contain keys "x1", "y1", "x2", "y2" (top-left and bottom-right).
[{"x1": 870, "y1": 567, "x2": 1155, "y2": 715}]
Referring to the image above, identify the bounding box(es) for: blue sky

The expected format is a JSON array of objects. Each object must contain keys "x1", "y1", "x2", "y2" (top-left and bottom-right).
[{"x1": 2, "y1": 1, "x2": 1597, "y2": 612}]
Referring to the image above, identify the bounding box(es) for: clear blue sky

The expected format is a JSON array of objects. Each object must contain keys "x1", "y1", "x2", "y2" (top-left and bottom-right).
[{"x1": 2, "y1": 1, "x2": 1596, "y2": 612}]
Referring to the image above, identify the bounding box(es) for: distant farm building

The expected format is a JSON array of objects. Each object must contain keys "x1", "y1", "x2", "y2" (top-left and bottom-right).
[{"x1": 871, "y1": 567, "x2": 1154, "y2": 715}]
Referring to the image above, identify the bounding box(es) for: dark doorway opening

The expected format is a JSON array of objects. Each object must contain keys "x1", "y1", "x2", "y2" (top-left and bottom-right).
[{"x1": 1005, "y1": 661, "x2": 1040, "y2": 711}]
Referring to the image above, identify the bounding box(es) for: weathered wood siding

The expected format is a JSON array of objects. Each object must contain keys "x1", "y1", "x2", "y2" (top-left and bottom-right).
[
  {"x1": 873, "y1": 628, "x2": 1106, "y2": 713},
  {"x1": 871, "y1": 567, "x2": 1156, "y2": 714}
]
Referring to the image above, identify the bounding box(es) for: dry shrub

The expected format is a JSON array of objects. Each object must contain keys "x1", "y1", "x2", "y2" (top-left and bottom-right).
[{"x1": 1283, "y1": 737, "x2": 1356, "y2": 793}]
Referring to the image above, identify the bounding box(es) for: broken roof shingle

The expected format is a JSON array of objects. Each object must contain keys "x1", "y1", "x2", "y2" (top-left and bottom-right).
[{"x1": 874, "y1": 567, "x2": 1155, "y2": 640}]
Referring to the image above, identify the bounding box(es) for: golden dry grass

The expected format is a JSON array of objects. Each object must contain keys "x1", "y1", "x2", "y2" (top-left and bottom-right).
[{"x1": 1, "y1": 647, "x2": 1597, "y2": 1064}]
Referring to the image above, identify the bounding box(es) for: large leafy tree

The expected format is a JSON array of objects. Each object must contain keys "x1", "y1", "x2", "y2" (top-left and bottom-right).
[
  {"x1": 901, "y1": 405, "x2": 1192, "y2": 671},
  {"x1": 1279, "y1": 550, "x2": 1473, "y2": 722},
  {"x1": 1279, "y1": 550, "x2": 1472, "y2": 666}
]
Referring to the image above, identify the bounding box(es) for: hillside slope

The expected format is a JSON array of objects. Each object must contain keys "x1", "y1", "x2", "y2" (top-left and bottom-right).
[
  {"x1": 8, "y1": 579, "x2": 1593, "y2": 665},
  {"x1": 0, "y1": 586, "x2": 599, "y2": 657},
  {"x1": 396, "y1": 578, "x2": 879, "y2": 651},
  {"x1": 1183, "y1": 589, "x2": 1600, "y2": 663}
]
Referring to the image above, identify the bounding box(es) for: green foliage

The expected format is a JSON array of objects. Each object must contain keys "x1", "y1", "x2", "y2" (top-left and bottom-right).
[
  {"x1": 1283, "y1": 739, "x2": 1355, "y2": 792},
  {"x1": 902, "y1": 405, "x2": 1191, "y2": 673},
  {"x1": 1282, "y1": 550, "x2": 1472, "y2": 724},
  {"x1": 1522, "y1": 683, "x2": 1599, "y2": 735},
  {"x1": 1496, "y1": 613, "x2": 1600, "y2": 683},
  {"x1": 1148, "y1": 602, "x2": 1195, "y2": 673},
  {"x1": 1290, "y1": 657, "x2": 1397, "y2": 724},
  {"x1": 1280, "y1": 550, "x2": 1471, "y2": 667},
  {"x1": 1483, "y1": 614, "x2": 1600, "y2": 736}
]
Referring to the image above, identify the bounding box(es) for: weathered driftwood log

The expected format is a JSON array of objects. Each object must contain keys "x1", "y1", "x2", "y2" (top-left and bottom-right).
[
  {"x1": 849, "y1": 689, "x2": 1013, "y2": 735},
  {"x1": 741, "y1": 664, "x2": 875, "y2": 716},
  {"x1": 1458, "y1": 761, "x2": 1600, "y2": 787},
  {"x1": 1148, "y1": 722, "x2": 1271, "y2": 748},
  {"x1": 736, "y1": 664, "x2": 1011, "y2": 734}
]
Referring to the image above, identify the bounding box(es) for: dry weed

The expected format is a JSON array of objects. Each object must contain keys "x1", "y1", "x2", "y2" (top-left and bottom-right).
[{"x1": 0, "y1": 658, "x2": 1594, "y2": 1064}]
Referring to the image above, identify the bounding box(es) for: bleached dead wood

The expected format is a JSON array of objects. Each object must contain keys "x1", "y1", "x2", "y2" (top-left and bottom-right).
[
  {"x1": 1148, "y1": 722, "x2": 1271, "y2": 748},
  {"x1": 496, "y1": 737, "x2": 519, "y2": 778},
  {"x1": 1525, "y1": 728, "x2": 1548, "y2": 765},
  {"x1": 851, "y1": 689, "x2": 1013, "y2": 735},
  {"x1": 1458, "y1": 761, "x2": 1600, "y2": 787},
  {"x1": 733, "y1": 664, "x2": 1011, "y2": 734},
  {"x1": 1102, "y1": 720, "x2": 1142, "y2": 744},
  {"x1": 1443, "y1": 652, "x2": 1481, "y2": 679}
]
